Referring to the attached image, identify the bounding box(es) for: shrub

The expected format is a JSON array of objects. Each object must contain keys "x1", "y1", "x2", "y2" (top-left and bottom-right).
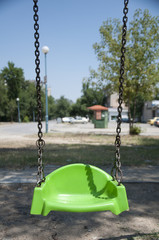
[
  {"x1": 130, "y1": 125, "x2": 141, "y2": 135},
  {"x1": 23, "y1": 116, "x2": 30, "y2": 122}
]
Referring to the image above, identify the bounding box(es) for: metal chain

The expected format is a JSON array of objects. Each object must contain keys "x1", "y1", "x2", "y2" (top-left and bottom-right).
[
  {"x1": 111, "y1": 0, "x2": 129, "y2": 185},
  {"x1": 33, "y1": 0, "x2": 45, "y2": 187}
]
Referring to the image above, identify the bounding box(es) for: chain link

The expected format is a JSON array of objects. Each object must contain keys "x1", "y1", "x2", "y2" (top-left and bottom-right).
[
  {"x1": 33, "y1": 0, "x2": 45, "y2": 187},
  {"x1": 111, "y1": 0, "x2": 129, "y2": 185},
  {"x1": 32, "y1": 0, "x2": 128, "y2": 186}
]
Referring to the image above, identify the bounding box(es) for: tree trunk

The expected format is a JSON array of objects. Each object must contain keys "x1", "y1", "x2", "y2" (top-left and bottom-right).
[{"x1": 133, "y1": 97, "x2": 137, "y2": 125}]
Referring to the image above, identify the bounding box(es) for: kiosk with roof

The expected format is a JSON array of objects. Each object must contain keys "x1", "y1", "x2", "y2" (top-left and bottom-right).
[{"x1": 88, "y1": 105, "x2": 109, "y2": 128}]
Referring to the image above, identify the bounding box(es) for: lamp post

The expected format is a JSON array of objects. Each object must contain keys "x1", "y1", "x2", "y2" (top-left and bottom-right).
[
  {"x1": 42, "y1": 45, "x2": 49, "y2": 133},
  {"x1": 16, "y1": 98, "x2": 21, "y2": 123}
]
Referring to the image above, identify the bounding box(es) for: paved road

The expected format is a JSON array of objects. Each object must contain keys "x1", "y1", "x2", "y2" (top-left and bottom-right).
[
  {"x1": 0, "y1": 122, "x2": 37, "y2": 136},
  {"x1": 0, "y1": 121, "x2": 159, "y2": 138}
]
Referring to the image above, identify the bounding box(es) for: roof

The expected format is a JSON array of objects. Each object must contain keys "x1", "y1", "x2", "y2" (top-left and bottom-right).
[{"x1": 87, "y1": 105, "x2": 108, "y2": 111}]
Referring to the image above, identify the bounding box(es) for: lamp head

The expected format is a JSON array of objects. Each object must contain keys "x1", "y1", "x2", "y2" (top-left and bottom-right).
[{"x1": 42, "y1": 46, "x2": 49, "y2": 54}]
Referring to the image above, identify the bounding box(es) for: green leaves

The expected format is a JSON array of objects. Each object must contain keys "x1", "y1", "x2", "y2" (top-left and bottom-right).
[
  {"x1": 1, "y1": 62, "x2": 25, "y2": 101},
  {"x1": 55, "y1": 96, "x2": 72, "y2": 118},
  {"x1": 90, "y1": 9, "x2": 159, "y2": 122},
  {"x1": 0, "y1": 63, "x2": 45, "y2": 121},
  {"x1": 0, "y1": 62, "x2": 25, "y2": 121}
]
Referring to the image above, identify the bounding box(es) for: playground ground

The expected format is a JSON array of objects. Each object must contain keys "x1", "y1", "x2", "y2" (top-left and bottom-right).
[
  {"x1": 0, "y1": 183, "x2": 159, "y2": 240},
  {"x1": 0, "y1": 122, "x2": 159, "y2": 240}
]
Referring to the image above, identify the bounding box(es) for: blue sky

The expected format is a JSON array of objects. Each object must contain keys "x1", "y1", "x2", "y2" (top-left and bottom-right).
[{"x1": 0, "y1": 0, "x2": 159, "y2": 102}]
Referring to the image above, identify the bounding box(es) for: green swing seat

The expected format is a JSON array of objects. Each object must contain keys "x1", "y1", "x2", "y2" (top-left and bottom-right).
[{"x1": 30, "y1": 164, "x2": 129, "y2": 216}]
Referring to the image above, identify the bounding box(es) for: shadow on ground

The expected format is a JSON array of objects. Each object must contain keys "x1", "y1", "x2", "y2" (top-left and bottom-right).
[
  {"x1": 0, "y1": 183, "x2": 159, "y2": 240},
  {"x1": 98, "y1": 232, "x2": 159, "y2": 240}
]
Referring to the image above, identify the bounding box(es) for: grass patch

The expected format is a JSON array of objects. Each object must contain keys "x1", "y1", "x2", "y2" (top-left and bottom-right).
[
  {"x1": 44, "y1": 133, "x2": 159, "y2": 146},
  {"x1": 0, "y1": 137, "x2": 159, "y2": 169},
  {"x1": 131, "y1": 232, "x2": 159, "y2": 240},
  {"x1": 0, "y1": 148, "x2": 37, "y2": 169},
  {"x1": 0, "y1": 134, "x2": 159, "y2": 169}
]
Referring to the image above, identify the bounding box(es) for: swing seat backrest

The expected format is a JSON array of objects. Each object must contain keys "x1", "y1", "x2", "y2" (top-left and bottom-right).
[{"x1": 30, "y1": 164, "x2": 129, "y2": 216}]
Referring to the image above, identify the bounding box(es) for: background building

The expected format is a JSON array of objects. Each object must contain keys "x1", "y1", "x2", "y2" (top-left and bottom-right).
[
  {"x1": 106, "y1": 93, "x2": 128, "y2": 122},
  {"x1": 142, "y1": 100, "x2": 159, "y2": 122}
]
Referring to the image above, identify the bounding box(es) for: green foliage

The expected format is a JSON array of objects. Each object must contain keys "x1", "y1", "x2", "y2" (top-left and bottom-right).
[
  {"x1": 90, "y1": 9, "x2": 159, "y2": 126},
  {"x1": 55, "y1": 96, "x2": 72, "y2": 118},
  {"x1": 7, "y1": 99, "x2": 17, "y2": 122},
  {"x1": 0, "y1": 62, "x2": 25, "y2": 121},
  {"x1": 0, "y1": 62, "x2": 52, "y2": 122},
  {"x1": 70, "y1": 78, "x2": 106, "y2": 118},
  {"x1": 130, "y1": 125, "x2": 141, "y2": 135},
  {"x1": 48, "y1": 96, "x2": 56, "y2": 120},
  {"x1": 19, "y1": 80, "x2": 37, "y2": 122},
  {"x1": 0, "y1": 75, "x2": 8, "y2": 120},
  {"x1": 154, "y1": 87, "x2": 159, "y2": 100},
  {"x1": 70, "y1": 98, "x2": 88, "y2": 117},
  {"x1": 130, "y1": 95, "x2": 144, "y2": 122},
  {"x1": 23, "y1": 116, "x2": 30, "y2": 122},
  {"x1": 81, "y1": 78, "x2": 105, "y2": 106},
  {"x1": 1, "y1": 62, "x2": 25, "y2": 100}
]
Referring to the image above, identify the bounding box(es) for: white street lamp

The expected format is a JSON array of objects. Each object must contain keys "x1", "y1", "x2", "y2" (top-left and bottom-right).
[
  {"x1": 42, "y1": 46, "x2": 49, "y2": 54},
  {"x1": 16, "y1": 98, "x2": 21, "y2": 123}
]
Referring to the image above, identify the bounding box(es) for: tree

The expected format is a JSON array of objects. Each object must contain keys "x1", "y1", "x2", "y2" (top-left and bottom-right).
[
  {"x1": 48, "y1": 96, "x2": 56, "y2": 120},
  {"x1": 81, "y1": 78, "x2": 105, "y2": 106},
  {"x1": 7, "y1": 99, "x2": 17, "y2": 122},
  {"x1": 0, "y1": 62, "x2": 25, "y2": 121},
  {"x1": 70, "y1": 79, "x2": 106, "y2": 118},
  {"x1": 19, "y1": 80, "x2": 37, "y2": 121},
  {"x1": 0, "y1": 62, "x2": 56, "y2": 122},
  {"x1": 1, "y1": 62, "x2": 25, "y2": 100},
  {"x1": 0, "y1": 75, "x2": 8, "y2": 121},
  {"x1": 55, "y1": 96, "x2": 72, "y2": 118},
  {"x1": 154, "y1": 86, "x2": 159, "y2": 100},
  {"x1": 70, "y1": 98, "x2": 88, "y2": 117},
  {"x1": 90, "y1": 9, "x2": 159, "y2": 131}
]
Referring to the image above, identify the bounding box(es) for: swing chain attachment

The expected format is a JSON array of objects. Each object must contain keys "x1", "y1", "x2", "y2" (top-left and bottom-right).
[
  {"x1": 111, "y1": 0, "x2": 129, "y2": 185},
  {"x1": 33, "y1": 0, "x2": 46, "y2": 187}
]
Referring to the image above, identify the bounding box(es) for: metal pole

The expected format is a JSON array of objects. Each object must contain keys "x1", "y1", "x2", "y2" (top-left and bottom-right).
[
  {"x1": 44, "y1": 53, "x2": 48, "y2": 133},
  {"x1": 17, "y1": 101, "x2": 21, "y2": 123}
]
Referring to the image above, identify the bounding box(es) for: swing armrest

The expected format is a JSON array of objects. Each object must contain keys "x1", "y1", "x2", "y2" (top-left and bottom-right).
[{"x1": 30, "y1": 187, "x2": 44, "y2": 215}]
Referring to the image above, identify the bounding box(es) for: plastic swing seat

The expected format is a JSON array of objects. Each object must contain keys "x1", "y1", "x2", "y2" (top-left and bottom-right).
[{"x1": 30, "y1": 164, "x2": 129, "y2": 216}]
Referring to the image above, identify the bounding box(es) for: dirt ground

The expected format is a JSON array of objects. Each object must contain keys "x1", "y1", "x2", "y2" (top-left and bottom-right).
[{"x1": 0, "y1": 183, "x2": 159, "y2": 240}]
